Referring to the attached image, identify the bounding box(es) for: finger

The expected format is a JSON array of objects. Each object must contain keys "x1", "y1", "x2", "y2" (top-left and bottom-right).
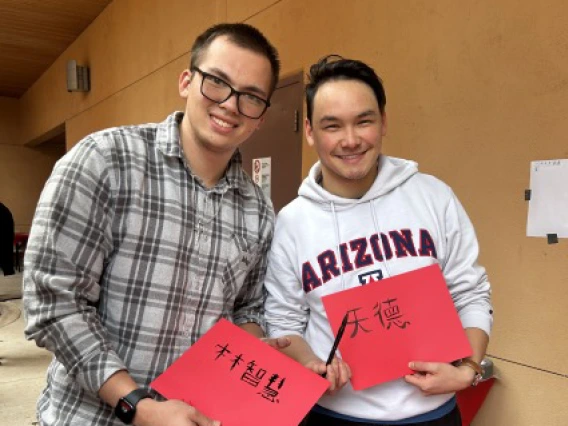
[
  {"x1": 409, "y1": 361, "x2": 438, "y2": 373},
  {"x1": 188, "y1": 406, "x2": 221, "y2": 426},
  {"x1": 404, "y1": 373, "x2": 431, "y2": 393},
  {"x1": 306, "y1": 360, "x2": 327, "y2": 376},
  {"x1": 195, "y1": 417, "x2": 222, "y2": 426},
  {"x1": 345, "y1": 361, "x2": 352, "y2": 379},
  {"x1": 331, "y1": 357, "x2": 344, "y2": 381},
  {"x1": 332, "y1": 358, "x2": 351, "y2": 382},
  {"x1": 330, "y1": 358, "x2": 343, "y2": 385},
  {"x1": 404, "y1": 373, "x2": 421, "y2": 386},
  {"x1": 325, "y1": 363, "x2": 338, "y2": 392},
  {"x1": 337, "y1": 359, "x2": 351, "y2": 385}
]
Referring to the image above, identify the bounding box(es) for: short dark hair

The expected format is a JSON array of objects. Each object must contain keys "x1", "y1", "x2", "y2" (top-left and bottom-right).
[
  {"x1": 190, "y1": 23, "x2": 280, "y2": 96},
  {"x1": 306, "y1": 55, "x2": 386, "y2": 122}
]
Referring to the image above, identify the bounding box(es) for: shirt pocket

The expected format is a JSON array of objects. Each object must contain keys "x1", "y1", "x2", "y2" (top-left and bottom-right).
[{"x1": 221, "y1": 232, "x2": 260, "y2": 305}]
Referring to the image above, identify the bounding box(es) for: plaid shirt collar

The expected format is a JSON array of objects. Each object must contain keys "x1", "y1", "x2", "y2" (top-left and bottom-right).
[{"x1": 157, "y1": 111, "x2": 252, "y2": 195}]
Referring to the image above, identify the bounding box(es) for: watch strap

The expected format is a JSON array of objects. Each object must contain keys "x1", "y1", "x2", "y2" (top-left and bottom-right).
[
  {"x1": 115, "y1": 388, "x2": 151, "y2": 424},
  {"x1": 455, "y1": 358, "x2": 483, "y2": 386}
]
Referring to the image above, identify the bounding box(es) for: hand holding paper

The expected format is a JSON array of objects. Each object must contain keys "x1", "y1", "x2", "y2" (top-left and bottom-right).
[
  {"x1": 405, "y1": 361, "x2": 476, "y2": 395},
  {"x1": 134, "y1": 399, "x2": 221, "y2": 426},
  {"x1": 322, "y1": 265, "x2": 472, "y2": 390},
  {"x1": 150, "y1": 319, "x2": 329, "y2": 426}
]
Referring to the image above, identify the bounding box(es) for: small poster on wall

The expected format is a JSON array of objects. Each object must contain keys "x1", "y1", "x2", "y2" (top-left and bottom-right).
[
  {"x1": 526, "y1": 159, "x2": 568, "y2": 239},
  {"x1": 252, "y1": 157, "x2": 272, "y2": 198}
]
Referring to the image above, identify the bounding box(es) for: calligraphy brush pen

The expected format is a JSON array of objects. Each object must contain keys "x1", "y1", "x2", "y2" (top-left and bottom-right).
[{"x1": 322, "y1": 313, "x2": 349, "y2": 378}]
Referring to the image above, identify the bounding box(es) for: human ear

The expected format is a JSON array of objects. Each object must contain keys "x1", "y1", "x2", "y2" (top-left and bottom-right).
[
  {"x1": 380, "y1": 112, "x2": 388, "y2": 136},
  {"x1": 305, "y1": 118, "x2": 315, "y2": 147},
  {"x1": 178, "y1": 69, "x2": 192, "y2": 97}
]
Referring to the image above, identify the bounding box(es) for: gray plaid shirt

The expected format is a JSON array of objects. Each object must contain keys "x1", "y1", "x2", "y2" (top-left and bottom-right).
[{"x1": 23, "y1": 112, "x2": 274, "y2": 425}]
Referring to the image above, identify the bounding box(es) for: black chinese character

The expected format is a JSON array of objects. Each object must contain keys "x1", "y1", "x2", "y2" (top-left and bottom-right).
[
  {"x1": 214, "y1": 343, "x2": 232, "y2": 360},
  {"x1": 346, "y1": 308, "x2": 372, "y2": 338},
  {"x1": 258, "y1": 373, "x2": 286, "y2": 403},
  {"x1": 230, "y1": 353, "x2": 245, "y2": 370},
  {"x1": 374, "y1": 298, "x2": 411, "y2": 330},
  {"x1": 241, "y1": 360, "x2": 266, "y2": 387}
]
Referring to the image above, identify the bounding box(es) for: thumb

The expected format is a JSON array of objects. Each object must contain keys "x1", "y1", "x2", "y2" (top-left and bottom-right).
[
  {"x1": 306, "y1": 360, "x2": 326, "y2": 375},
  {"x1": 261, "y1": 336, "x2": 291, "y2": 349}
]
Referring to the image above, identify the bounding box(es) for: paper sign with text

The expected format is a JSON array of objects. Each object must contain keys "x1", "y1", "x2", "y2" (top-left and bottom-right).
[
  {"x1": 151, "y1": 319, "x2": 329, "y2": 426},
  {"x1": 322, "y1": 265, "x2": 472, "y2": 390}
]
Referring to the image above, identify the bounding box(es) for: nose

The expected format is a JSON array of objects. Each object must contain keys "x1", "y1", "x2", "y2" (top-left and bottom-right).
[
  {"x1": 218, "y1": 92, "x2": 240, "y2": 115},
  {"x1": 341, "y1": 126, "x2": 360, "y2": 149}
]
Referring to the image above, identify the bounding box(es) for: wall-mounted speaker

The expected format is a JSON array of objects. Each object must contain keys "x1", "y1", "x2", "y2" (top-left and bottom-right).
[{"x1": 67, "y1": 60, "x2": 90, "y2": 92}]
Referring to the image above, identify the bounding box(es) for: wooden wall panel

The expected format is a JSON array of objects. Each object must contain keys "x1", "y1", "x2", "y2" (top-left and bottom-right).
[
  {"x1": 227, "y1": 0, "x2": 279, "y2": 22},
  {"x1": 0, "y1": 97, "x2": 20, "y2": 144},
  {"x1": 1, "y1": 98, "x2": 62, "y2": 233},
  {"x1": 66, "y1": 56, "x2": 186, "y2": 147},
  {"x1": 475, "y1": 361, "x2": 568, "y2": 425},
  {"x1": 0, "y1": 144, "x2": 63, "y2": 232}
]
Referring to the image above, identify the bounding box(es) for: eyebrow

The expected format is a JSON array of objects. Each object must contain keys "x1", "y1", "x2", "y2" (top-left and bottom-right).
[
  {"x1": 319, "y1": 110, "x2": 378, "y2": 124},
  {"x1": 207, "y1": 67, "x2": 268, "y2": 98}
]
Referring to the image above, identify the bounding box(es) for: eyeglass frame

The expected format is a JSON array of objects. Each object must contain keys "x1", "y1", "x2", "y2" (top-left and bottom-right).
[{"x1": 191, "y1": 67, "x2": 271, "y2": 119}]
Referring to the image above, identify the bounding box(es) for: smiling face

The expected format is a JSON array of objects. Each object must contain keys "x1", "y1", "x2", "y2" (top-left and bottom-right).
[
  {"x1": 306, "y1": 78, "x2": 387, "y2": 199},
  {"x1": 179, "y1": 35, "x2": 273, "y2": 159}
]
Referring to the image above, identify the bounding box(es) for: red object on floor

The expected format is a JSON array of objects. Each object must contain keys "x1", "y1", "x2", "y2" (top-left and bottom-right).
[
  {"x1": 14, "y1": 232, "x2": 29, "y2": 271},
  {"x1": 14, "y1": 233, "x2": 29, "y2": 246},
  {"x1": 456, "y1": 378, "x2": 495, "y2": 426}
]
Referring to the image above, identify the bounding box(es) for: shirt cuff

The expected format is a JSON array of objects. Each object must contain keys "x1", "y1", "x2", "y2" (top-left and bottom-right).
[{"x1": 74, "y1": 350, "x2": 127, "y2": 394}]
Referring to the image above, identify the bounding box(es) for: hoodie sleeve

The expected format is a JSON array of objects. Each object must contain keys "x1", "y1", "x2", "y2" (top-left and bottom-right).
[
  {"x1": 442, "y1": 190, "x2": 493, "y2": 336},
  {"x1": 264, "y1": 213, "x2": 310, "y2": 338}
]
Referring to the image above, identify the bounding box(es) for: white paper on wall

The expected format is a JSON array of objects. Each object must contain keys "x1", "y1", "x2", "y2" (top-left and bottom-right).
[
  {"x1": 252, "y1": 157, "x2": 271, "y2": 198},
  {"x1": 526, "y1": 159, "x2": 568, "y2": 238}
]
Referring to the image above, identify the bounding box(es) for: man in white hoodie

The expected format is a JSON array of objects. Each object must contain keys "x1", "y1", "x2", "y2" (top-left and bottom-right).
[{"x1": 264, "y1": 56, "x2": 493, "y2": 425}]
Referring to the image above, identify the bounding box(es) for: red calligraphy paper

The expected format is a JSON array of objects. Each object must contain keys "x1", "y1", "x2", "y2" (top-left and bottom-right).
[
  {"x1": 150, "y1": 319, "x2": 329, "y2": 426},
  {"x1": 322, "y1": 265, "x2": 472, "y2": 390},
  {"x1": 457, "y1": 378, "x2": 495, "y2": 425}
]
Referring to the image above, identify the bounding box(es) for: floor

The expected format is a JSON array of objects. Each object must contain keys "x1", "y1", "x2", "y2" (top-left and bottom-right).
[{"x1": 0, "y1": 272, "x2": 52, "y2": 426}]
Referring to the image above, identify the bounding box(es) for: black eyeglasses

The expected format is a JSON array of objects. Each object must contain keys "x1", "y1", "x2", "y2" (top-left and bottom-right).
[{"x1": 191, "y1": 67, "x2": 270, "y2": 119}]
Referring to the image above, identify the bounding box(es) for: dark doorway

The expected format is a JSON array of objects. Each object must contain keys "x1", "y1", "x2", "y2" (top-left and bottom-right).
[{"x1": 240, "y1": 73, "x2": 303, "y2": 213}]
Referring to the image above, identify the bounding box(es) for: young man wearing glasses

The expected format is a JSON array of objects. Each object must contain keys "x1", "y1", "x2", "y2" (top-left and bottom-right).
[{"x1": 24, "y1": 23, "x2": 287, "y2": 426}]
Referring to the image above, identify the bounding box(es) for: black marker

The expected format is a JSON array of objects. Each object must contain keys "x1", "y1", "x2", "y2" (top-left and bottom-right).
[{"x1": 322, "y1": 313, "x2": 349, "y2": 378}]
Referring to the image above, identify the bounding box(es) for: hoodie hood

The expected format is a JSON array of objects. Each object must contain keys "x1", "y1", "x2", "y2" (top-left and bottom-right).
[{"x1": 298, "y1": 155, "x2": 418, "y2": 210}]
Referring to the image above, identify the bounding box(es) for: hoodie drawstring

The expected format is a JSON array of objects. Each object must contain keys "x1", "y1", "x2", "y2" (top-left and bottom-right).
[
  {"x1": 369, "y1": 201, "x2": 393, "y2": 279},
  {"x1": 330, "y1": 201, "x2": 347, "y2": 290}
]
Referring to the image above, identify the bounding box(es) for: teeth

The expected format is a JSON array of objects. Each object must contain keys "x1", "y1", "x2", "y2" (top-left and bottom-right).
[{"x1": 212, "y1": 116, "x2": 234, "y2": 128}]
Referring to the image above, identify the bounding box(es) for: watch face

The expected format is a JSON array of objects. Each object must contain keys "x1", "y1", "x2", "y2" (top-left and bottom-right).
[
  {"x1": 115, "y1": 398, "x2": 135, "y2": 423},
  {"x1": 472, "y1": 373, "x2": 483, "y2": 387}
]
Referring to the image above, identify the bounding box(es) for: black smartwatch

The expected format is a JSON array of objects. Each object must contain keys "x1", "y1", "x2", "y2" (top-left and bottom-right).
[{"x1": 114, "y1": 388, "x2": 152, "y2": 424}]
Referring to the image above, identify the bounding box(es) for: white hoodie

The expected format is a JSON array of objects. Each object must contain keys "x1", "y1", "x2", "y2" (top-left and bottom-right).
[{"x1": 264, "y1": 155, "x2": 493, "y2": 421}]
